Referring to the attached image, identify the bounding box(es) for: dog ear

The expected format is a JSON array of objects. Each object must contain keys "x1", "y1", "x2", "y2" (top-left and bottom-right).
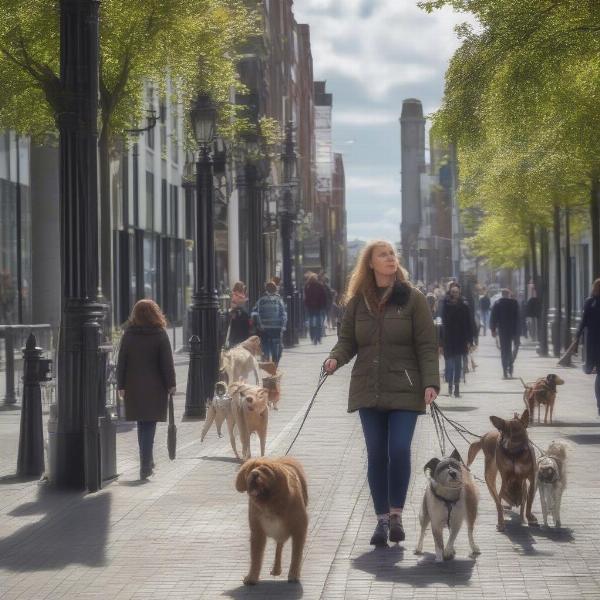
[
  {"x1": 235, "y1": 459, "x2": 260, "y2": 492},
  {"x1": 424, "y1": 458, "x2": 440, "y2": 474},
  {"x1": 520, "y1": 409, "x2": 530, "y2": 428},
  {"x1": 490, "y1": 416, "x2": 505, "y2": 431},
  {"x1": 450, "y1": 448, "x2": 462, "y2": 463}
]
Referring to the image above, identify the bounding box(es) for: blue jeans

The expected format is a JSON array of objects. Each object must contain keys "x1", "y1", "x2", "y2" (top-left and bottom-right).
[
  {"x1": 445, "y1": 354, "x2": 462, "y2": 385},
  {"x1": 260, "y1": 329, "x2": 282, "y2": 364},
  {"x1": 358, "y1": 408, "x2": 419, "y2": 515},
  {"x1": 308, "y1": 310, "x2": 323, "y2": 343},
  {"x1": 137, "y1": 421, "x2": 157, "y2": 471}
]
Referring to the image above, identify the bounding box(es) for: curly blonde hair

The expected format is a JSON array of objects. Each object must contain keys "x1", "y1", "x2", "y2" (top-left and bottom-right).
[{"x1": 344, "y1": 240, "x2": 409, "y2": 313}]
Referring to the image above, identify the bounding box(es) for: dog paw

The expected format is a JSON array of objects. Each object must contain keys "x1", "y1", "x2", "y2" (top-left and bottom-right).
[
  {"x1": 443, "y1": 550, "x2": 456, "y2": 561},
  {"x1": 528, "y1": 518, "x2": 539, "y2": 528},
  {"x1": 555, "y1": 521, "x2": 562, "y2": 528},
  {"x1": 435, "y1": 555, "x2": 444, "y2": 563},
  {"x1": 496, "y1": 523, "x2": 505, "y2": 532},
  {"x1": 270, "y1": 567, "x2": 282, "y2": 577},
  {"x1": 243, "y1": 576, "x2": 258, "y2": 586},
  {"x1": 470, "y1": 545, "x2": 481, "y2": 556},
  {"x1": 414, "y1": 548, "x2": 423, "y2": 555}
]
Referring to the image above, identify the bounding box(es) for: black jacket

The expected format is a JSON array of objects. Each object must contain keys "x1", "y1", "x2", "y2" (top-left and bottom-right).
[
  {"x1": 227, "y1": 306, "x2": 251, "y2": 346},
  {"x1": 440, "y1": 298, "x2": 474, "y2": 357},
  {"x1": 577, "y1": 296, "x2": 600, "y2": 367},
  {"x1": 490, "y1": 297, "x2": 520, "y2": 337}
]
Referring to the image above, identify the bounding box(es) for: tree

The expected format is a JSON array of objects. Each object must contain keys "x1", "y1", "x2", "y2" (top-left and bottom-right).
[{"x1": 0, "y1": 0, "x2": 258, "y2": 305}]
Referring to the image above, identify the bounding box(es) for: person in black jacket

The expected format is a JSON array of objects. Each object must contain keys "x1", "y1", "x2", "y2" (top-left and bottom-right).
[
  {"x1": 490, "y1": 288, "x2": 520, "y2": 379},
  {"x1": 226, "y1": 281, "x2": 251, "y2": 347},
  {"x1": 575, "y1": 278, "x2": 600, "y2": 414},
  {"x1": 479, "y1": 292, "x2": 491, "y2": 336},
  {"x1": 440, "y1": 283, "x2": 474, "y2": 398}
]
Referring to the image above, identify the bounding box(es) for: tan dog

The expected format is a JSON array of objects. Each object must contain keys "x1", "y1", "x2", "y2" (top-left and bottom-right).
[
  {"x1": 235, "y1": 457, "x2": 308, "y2": 585},
  {"x1": 521, "y1": 374, "x2": 565, "y2": 424},
  {"x1": 221, "y1": 336, "x2": 262, "y2": 386},
  {"x1": 200, "y1": 382, "x2": 236, "y2": 451},
  {"x1": 229, "y1": 382, "x2": 269, "y2": 460},
  {"x1": 415, "y1": 449, "x2": 480, "y2": 562},
  {"x1": 468, "y1": 410, "x2": 538, "y2": 532}
]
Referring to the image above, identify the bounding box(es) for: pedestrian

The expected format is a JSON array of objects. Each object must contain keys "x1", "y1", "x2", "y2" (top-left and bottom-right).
[
  {"x1": 440, "y1": 282, "x2": 474, "y2": 398},
  {"x1": 575, "y1": 278, "x2": 600, "y2": 415},
  {"x1": 225, "y1": 281, "x2": 252, "y2": 348},
  {"x1": 479, "y1": 290, "x2": 491, "y2": 336},
  {"x1": 251, "y1": 281, "x2": 287, "y2": 365},
  {"x1": 304, "y1": 273, "x2": 328, "y2": 344},
  {"x1": 490, "y1": 288, "x2": 520, "y2": 379},
  {"x1": 117, "y1": 299, "x2": 176, "y2": 480},
  {"x1": 525, "y1": 290, "x2": 541, "y2": 342},
  {"x1": 323, "y1": 240, "x2": 439, "y2": 546}
]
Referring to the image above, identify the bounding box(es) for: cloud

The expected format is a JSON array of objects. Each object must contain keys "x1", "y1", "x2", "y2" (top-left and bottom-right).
[
  {"x1": 347, "y1": 220, "x2": 400, "y2": 242},
  {"x1": 334, "y1": 109, "x2": 399, "y2": 126},
  {"x1": 346, "y1": 174, "x2": 399, "y2": 197}
]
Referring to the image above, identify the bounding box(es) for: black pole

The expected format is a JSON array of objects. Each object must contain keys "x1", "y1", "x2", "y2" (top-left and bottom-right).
[
  {"x1": 15, "y1": 134, "x2": 23, "y2": 323},
  {"x1": 17, "y1": 333, "x2": 52, "y2": 478},
  {"x1": 281, "y1": 122, "x2": 297, "y2": 349},
  {"x1": 185, "y1": 147, "x2": 218, "y2": 418},
  {"x1": 54, "y1": 0, "x2": 107, "y2": 488},
  {"x1": 565, "y1": 207, "x2": 573, "y2": 347},
  {"x1": 592, "y1": 176, "x2": 600, "y2": 279},
  {"x1": 553, "y1": 204, "x2": 562, "y2": 357}
]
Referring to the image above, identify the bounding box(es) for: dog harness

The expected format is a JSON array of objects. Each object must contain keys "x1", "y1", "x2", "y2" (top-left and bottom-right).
[{"x1": 430, "y1": 486, "x2": 459, "y2": 528}]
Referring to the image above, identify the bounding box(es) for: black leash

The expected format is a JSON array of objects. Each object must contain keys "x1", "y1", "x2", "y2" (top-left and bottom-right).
[{"x1": 285, "y1": 365, "x2": 328, "y2": 455}]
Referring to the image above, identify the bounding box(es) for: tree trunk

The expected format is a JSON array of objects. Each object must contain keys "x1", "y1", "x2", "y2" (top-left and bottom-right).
[
  {"x1": 538, "y1": 225, "x2": 550, "y2": 357},
  {"x1": 565, "y1": 206, "x2": 572, "y2": 347},
  {"x1": 528, "y1": 223, "x2": 538, "y2": 286},
  {"x1": 552, "y1": 204, "x2": 562, "y2": 357},
  {"x1": 99, "y1": 122, "x2": 113, "y2": 327},
  {"x1": 592, "y1": 175, "x2": 600, "y2": 278}
]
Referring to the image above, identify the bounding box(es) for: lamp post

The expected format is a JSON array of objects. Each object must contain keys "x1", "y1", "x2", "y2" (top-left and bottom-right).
[
  {"x1": 280, "y1": 122, "x2": 298, "y2": 348},
  {"x1": 184, "y1": 96, "x2": 220, "y2": 419}
]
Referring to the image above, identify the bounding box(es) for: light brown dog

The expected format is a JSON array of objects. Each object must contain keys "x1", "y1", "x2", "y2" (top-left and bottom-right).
[
  {"x1": 229, "y1": 382, "x2": 269, "y2": 460},
  {"x1": 221, "y1": 336, "x2": 262, "y2": 386},
  {"x1": 235, "y1": 457, "x2": 309, "y2": 585},
  {"x1": 521, "y1": 374, "x2": 565, "y2": 424},
  {"x1": 468, "y1": 409, "x2": 538, "y2": 532}
]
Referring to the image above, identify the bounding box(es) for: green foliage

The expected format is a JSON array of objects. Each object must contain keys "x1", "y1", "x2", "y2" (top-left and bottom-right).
[
  {"x1": 422, "y1": 0, "x2": 600, "y2": 267},
  {"x1": 0, "y1": 0, "x2": 259, "y2": 142}
]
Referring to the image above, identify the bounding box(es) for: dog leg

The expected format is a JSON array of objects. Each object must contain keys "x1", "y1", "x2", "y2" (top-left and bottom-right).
[
  {"x1": 414, "y1": 499, "x2": 430, "y2": 555},
  {"x1": 226, "y1": 413, "x2": 240, "y2": 460},
  {"x1": 544, "y1": 403, "x2": 549, "y2": 425},
  {"x1": 244, "y1": 527, "x2": 266, "y2": 585},
  {"x1": 271, "y1": 542, "x2": 284, "y2": 576},
  {"x1": 554, "y1": 487, "x2": 563, "y2": 528},
  {"x1": 288, "y1": 530, "x2": 306, "y2": 583},
  {"x1": 465, "y1": 484, "x2": 480, "y2": 556},
  {"x1": 525, "y1": 476, "x2": 538, "y2": 526},
  {"x1": 539, "y1": 484, "x2": 549, "y2": 527},
  {"x1": 443, "y1": 520, "x2": 461, "y2": 561},
  {"x1": 431, "y1": 524, "x2": 445, "y2": 563},
  {"x1": 200, "y1": 406, "x2": 216, "y2": 443},
  {"x1": 549, "y1": 401, "x2": 555, "y2": 425},
  {"x1": 482, "y1": 458, "x2": 504, "y2": 531}
]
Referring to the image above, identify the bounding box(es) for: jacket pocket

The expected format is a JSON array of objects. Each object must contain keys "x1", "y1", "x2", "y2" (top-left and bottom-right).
[{"x1": 383, "y1": 364, "x2": 422, "y2": 393}]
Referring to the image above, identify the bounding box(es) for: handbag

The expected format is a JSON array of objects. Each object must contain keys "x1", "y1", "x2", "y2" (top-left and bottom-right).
[{"x1": 167, "y1": 392, "x2": 177, "y2": 460}]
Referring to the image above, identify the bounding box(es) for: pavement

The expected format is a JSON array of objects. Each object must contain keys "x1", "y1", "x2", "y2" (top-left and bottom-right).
[{"x1": 1, "y1": 332, "x2": 600, "y2": 599}]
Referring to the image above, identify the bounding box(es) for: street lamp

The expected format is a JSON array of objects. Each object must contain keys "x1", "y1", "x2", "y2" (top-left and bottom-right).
[
  {"x1": 185, "y1": 95, "x2": 220, "y2": 419},
  {"x1": 280, "y1": 121, "x2": 299, "y2": 348}
]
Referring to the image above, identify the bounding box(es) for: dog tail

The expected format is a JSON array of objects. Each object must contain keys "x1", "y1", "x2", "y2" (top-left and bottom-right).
[{"x1": 467, "y1": 439, "x2": 483, "y2": 466}]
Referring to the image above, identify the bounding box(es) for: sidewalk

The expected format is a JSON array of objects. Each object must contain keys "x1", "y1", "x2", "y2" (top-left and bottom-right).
[{"x1": 1, "y1": 333, "x2": 600, "y2": 599}]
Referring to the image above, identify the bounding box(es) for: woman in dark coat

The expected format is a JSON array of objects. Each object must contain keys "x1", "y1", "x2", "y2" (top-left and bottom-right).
[
  {"x1": 576, "y1": 278, "x2": 600, "y2": 415},
  {"x1": 117, "y1": 299, "x2": 176, "y2": 479},
  {"x1": 304, "y1": 274, "x2": 328, "y2": 344},
  {"x1": 227, "y1": 281, "x2": 251, "y2": 347},
  {"x1": 324, "y1": 240, "x2": 439, "y2": 546}
]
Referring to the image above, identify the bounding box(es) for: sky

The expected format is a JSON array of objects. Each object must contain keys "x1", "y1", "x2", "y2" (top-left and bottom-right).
[{"x1": 293, "y1": 0, "x2": 469, "y2": 242}]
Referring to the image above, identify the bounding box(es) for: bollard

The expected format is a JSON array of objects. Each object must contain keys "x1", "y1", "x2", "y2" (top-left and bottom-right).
[
  {"x1": 17, "y1": 333, "x2": 52, "y2": 478},
  {"x1": 3, "y1": 326, "x2": 16, "y2": 405},
  {"x1": 185, "y1": 335, "x2": 206, "y2": 418}
]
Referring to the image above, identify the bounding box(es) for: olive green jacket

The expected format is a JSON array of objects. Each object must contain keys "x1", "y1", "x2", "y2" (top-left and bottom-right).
[{"x1": 329, "y1": 286, "x2": 440, "y2": 413}]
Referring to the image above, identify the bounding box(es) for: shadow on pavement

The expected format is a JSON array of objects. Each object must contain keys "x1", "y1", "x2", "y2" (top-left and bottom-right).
[
  {"x1": 531, "y1": 525, "x2": 575, "y2": 543},
  {"x1": 564, "y1": 433, "x2": 600, "y2": 444},
  {"x1": 353, "y1": 546, "x2": 475, "y2": 587},
  {"x1": 0, "y1": 474, "x2": 39, "y2": 485},
  {"x1": 201, "y1": 456, "x2": 241, "y2": 464},
  {"x1": 531, "y1": 421, "x2": 600, "y2": 428},
  {"x1": 501, "y1": 515, "x2": 556, "y2": 556},
  {"x1": 225, "y1": 581, "x2": 304, "y2": 599},
  {"x1": 0, "y1": 485, "x2": 110, "y2": 571}
]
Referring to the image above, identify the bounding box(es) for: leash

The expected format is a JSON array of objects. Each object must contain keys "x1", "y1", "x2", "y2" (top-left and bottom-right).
[{"x1": 285, "y1": 365, "x2": 328, "y2": 455}]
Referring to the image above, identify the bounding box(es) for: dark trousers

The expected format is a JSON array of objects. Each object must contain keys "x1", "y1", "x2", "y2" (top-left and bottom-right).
[
  {"x1": 499, "y1": 333, "x2": 516, "y2": 374},
  {"x1": 595, "y1": 374, "x2": 600, "y2": 413},
  {"x1": 308, "y1": 310, "x2": 323, "y2": 344},
  {"x1": 358, "y1": 408, "x2": 419, "y2": 515},
  {"x1": 444, "y1": 354, "x2": 462, "y2": 385},
  {"x1": 137, "y1": 421, "x2": 157, "y2": 470},
  {"x1": 260, "y1": 329, "x2": 282, "y2": 364}
]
